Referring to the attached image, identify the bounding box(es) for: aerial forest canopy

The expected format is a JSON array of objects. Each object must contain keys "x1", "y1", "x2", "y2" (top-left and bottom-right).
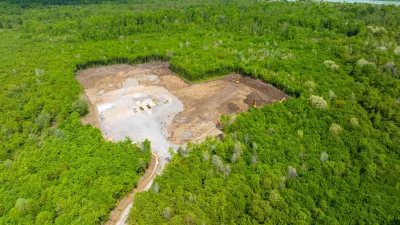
[{"x1": 0, "y1": 0, "x2": 399, "y2": 224}]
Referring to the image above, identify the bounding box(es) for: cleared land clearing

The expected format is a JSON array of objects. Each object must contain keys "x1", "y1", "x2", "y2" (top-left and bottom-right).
[
  {"x1": 76, "y1": 62, "x2": 288, "y2": 148},
  {"x1": 76, "y1": 62, "x2": 288, "y2": 225}
]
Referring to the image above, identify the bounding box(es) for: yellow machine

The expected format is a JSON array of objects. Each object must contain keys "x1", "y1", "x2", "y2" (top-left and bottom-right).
[
  {"x1": 252, "y1": 100, "x2": 257, "y2": 108},
  {"x1": 235, "y1": 75, "x2": 240, "y2": 83},
  {"x1": 272, "y1": 97, "x2": 286, "y2": 104},
  {"x1": 152, "y1": 98, "x2": 159, "y2": 104}
]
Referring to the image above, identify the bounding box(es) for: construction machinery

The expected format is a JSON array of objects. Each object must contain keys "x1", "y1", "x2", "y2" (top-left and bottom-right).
[
  {"x1": 139, "y1": 106, "x2": 144, "y2": 110},
  {"x1": 152, "y1": 97, "x2": 159, "y2": 105},
  {"x1": 146, "y1": 104, "x2": 152, "y2": 109},
  {"x1": 252, "y1": 100, "x2": 257, "y2": 108},
  {"x1": 272, "y1": 97, "x2": 286, "y2": 104},
  {"x1": 235, "y1": 75, "x2": 240, "y2": 83}
]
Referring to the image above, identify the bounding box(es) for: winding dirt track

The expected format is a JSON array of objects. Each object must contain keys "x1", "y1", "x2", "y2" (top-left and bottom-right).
[
  {"x1": 105, "y1": 152, "x2": 159, "y2": 225},
  {"x1": 77, "y1": 63, "x2": 289, "y2": 225}
]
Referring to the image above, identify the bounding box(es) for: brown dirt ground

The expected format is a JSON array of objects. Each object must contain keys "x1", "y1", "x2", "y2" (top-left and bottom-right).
[{"x1": 76, "y1": 62, "x2": 289, "y2": 145}]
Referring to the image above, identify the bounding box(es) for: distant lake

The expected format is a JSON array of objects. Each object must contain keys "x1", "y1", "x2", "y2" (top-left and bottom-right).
[{"x1": 321, "y1": 0, "x2": 400, "y2": 5}]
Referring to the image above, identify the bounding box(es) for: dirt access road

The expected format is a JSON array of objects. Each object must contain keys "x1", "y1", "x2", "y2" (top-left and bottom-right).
[{"x1": 104, "y1": 152, "x2": 158, "y2": 225}]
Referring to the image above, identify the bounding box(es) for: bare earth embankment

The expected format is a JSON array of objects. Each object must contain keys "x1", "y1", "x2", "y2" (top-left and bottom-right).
[{"x1": 75, "y1": 62, "x2": 288, "y2": 225}]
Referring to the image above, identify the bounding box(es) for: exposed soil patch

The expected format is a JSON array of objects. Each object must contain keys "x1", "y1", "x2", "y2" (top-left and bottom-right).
[
  {"x1": 76, "y1": 62, "x2": 288, "y2": 146},
  {"x1": 161, "y1": 73, "x2": 288, "y2": 144},
  {"x1": 76, "y1": 62, "x2": 288, "y2": 225}
]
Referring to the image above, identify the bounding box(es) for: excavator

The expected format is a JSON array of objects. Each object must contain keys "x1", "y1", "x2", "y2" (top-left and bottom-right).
[
  {"x1": 252, "y1": 97, "x2": 286, "y2": 108},
  {"x1": 235, "y1": 75, "x2": 240, "y2": 84},
  {"x1": 252, "y1": 100, "x2": 257, "y2": 108},
  {"x1": 272, "y1": 97, "x2": 286, "y2": 104}
]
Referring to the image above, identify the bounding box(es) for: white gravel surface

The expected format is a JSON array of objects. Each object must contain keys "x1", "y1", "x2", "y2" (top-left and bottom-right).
[{"x1": 98, "y1": 77, "x2": 184, "y2": 170}]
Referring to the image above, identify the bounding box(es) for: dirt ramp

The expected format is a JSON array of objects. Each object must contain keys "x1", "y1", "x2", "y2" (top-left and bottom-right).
[
  {"x1": 240, "y1": 76, "x2": 289, "y2": 105},
  {"x1": 244, "y1": 93, "x2": 269, "y2": 107}
]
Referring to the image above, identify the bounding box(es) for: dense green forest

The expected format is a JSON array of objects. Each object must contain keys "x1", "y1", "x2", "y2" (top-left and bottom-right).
[{"x1": 0, "y1": 0, "x2": 399, "y2": 224}]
